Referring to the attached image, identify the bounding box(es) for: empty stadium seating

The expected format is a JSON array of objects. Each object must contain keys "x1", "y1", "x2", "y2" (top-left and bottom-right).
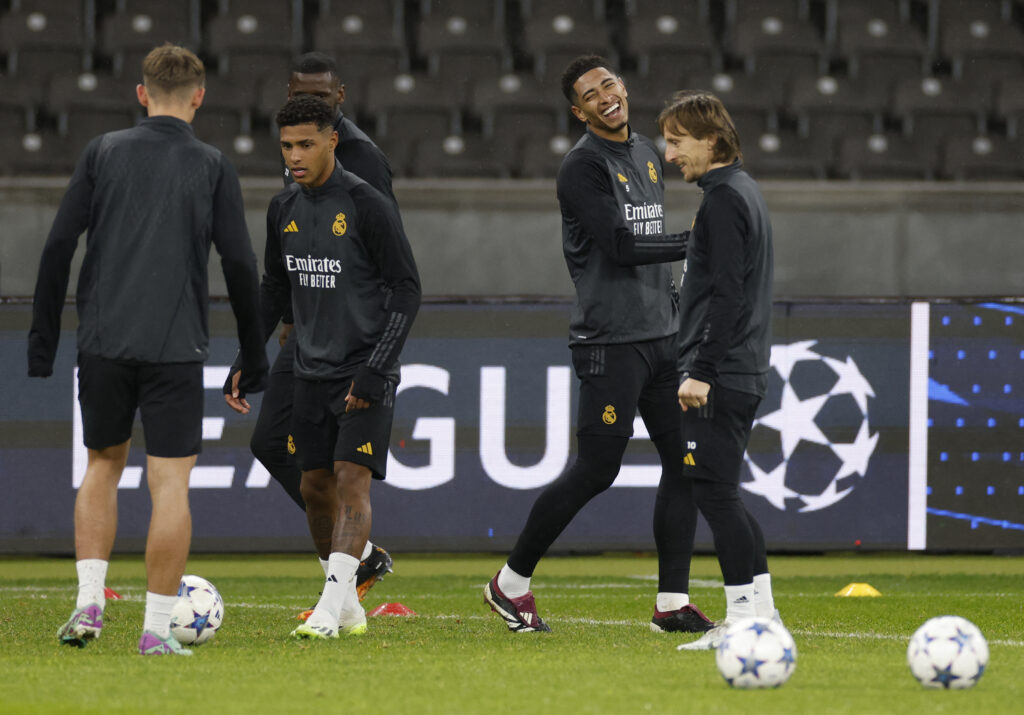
[{"x1": 0, "y1": 0, "x2": 1020, "y2": 180}]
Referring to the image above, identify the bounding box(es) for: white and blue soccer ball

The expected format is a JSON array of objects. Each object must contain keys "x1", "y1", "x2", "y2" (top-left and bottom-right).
[
  {"x1": 907, "y1": 616, "x2": 988, "y2": 689},
  {"x1": 170, "y1": 574, "x2": 224, "y2": 645},
  {"x1": 715, "y1": 617, "x2": 798, "y2": 689}
]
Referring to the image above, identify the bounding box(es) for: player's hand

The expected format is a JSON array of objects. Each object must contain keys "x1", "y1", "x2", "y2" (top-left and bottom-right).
[
  {"x1": 224, "y1": 370, "x2": 251, "y2": 414},
  {"x1": 345, "y1": 381, "x2": 371, "y2": 412},
  {"x1": 678, "y1": 378, "x2": 710, "y2": 412},
  {"x1": 278, "y1": 322, "x2": 293, "y2": 347}
]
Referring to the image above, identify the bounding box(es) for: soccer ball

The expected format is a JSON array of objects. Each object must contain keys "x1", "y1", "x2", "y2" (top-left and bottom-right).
[
  {"x1": 715, "y1": 617, "x2": 797, "y2": 689},
  {"x1": 907, "y1": 616, "x2": 988, "y2": 689},
  {"x1": 169, "y1": 574, "x2": 224, "y2": 645}
]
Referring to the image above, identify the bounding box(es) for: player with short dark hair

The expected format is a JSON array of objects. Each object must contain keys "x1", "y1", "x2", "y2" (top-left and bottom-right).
[
  {"x1": 28, "y1": 43, "x2": 268, "y2": 656},
  {"x1": 224, "y1": 53, "x2": 396, "y2": 613},
  {"x1": 657, "y1": 91, "x2": 780, "y2": 651},
  {"x1": 484, "y1": 55, "x2": 712, "y2": 634},
  {"x1": 231, "y1": 94, "x2": 420, "y2": 639}
]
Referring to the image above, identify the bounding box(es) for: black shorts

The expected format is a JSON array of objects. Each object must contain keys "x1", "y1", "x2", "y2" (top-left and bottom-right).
[
  {"x1": 290, "y1": 376, "x2": 396, "y2": 479},
  {"x1": 571, "y1": 334, "x2": 681, "y2": 439},
  {"x1": 680, "y1": 384, "x2": 761, "y2": 484},
  {"x1": 77, "y1": 352, "x2": 203, "y2": 457}
]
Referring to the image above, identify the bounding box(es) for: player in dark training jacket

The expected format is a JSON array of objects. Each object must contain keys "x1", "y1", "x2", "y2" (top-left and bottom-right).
[
  {"x1": 28, "y1": 44, "x2": 267, "y2": 656},
  {"x1": 229, "y1": 96, "x2": 420, "y2": 639},
  {"x1": 657, "y1": 92, "x2": 781, "y2": 652},
  {"x1": 225, "y1": 54, "x2": 395, "y2": 612},
  {"x1": 484, "y1": 56, "x2": 711, "y2": 634}
]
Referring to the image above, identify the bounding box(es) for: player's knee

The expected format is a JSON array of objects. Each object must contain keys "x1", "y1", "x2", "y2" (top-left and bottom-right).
[
  {"x1": 573, "y1": 454, "x2": 621, "y2": 495},
  {"x1": 334, "y1": 461, "x2": 372, "y2": 499}
]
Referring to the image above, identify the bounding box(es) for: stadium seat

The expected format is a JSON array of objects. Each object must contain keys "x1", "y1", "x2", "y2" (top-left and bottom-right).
[
  {"x1": 740, "y1": 130, "x2": 826, "y2": 180},
  {"x1": 517, "y1": 134, "x2": 574, "y2": 178},
  {"x1": 210, "y1": 130, "x2": 283, "y2": 177},
  {"x1": 726, "y1": 10, "x2": 826, "y2": 90},
  {"x1": 939, "y1": 134, "x2": 1024, "y2": 181},
  {"x1": 519, "y1": 1, "x2": 615, "y2": 81},
  {"x1": 364, "y1": 72, "x2": 463, "y2": 139},
  {"x1": 205, "y1": 0, "x2": 300, "y2": 89},
  {"x1": 311, "y1": 0, "x2": 408, "y2": 94},
  {"x1": 891, "y1": 76, "x2": 988, "y2": 154},
  {"x1": 97, "y1": 1, "x2": 199, "y2": 77},
  {"x1": 833, "y1": 0, "x2": 929, "y2": 80},
  {"x1": 835, "y1": 132, "x2": 932, "y2": 180},
  {"x1": 684, "y1": 71, "x2": 783, "y2": 136},
  {"x1": 408, "y1": 134, "x2": 507, "y2": 178},
  {"x1": 0, "y1": 0, "x2": 89, "y2": 81},
  {"x1": 0, "y1": 73, "x2": 42, "y2": 135},
  {"x1": 788, "y1": 73, "x2": 886, "y2": 159},
  {"x1": 470, "y1": 73, "x2": 566, "y2": 141},
  {"x1": 0, "y1": 129, "x2": 78, "y2": 175},
  {"x1": 995, "y1": 77, "x2": 1024, "y2": 138},
  {"x1": 621, "y1": 0, "x2": 719, "y2": 79},
  {"x1": 939, "y1": 5, "x2": 1024, "y2": 86},
  {"x1": 618, "y1": 72, "x2": 687, "y2": 137},
  {"x1": 190, "y1": 75, "x2": 254, "y2": 145},
  {"x1": 46, "y1": 72, "x2": 140, "y2": 141},
  {"x1": 416, "y1": 0, "x2": 511, "y2": 89}
]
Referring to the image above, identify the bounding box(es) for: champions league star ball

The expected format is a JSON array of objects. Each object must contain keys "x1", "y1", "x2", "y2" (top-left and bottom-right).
[
  {"x1": 170, "y1": 574, "x2": 224, "y2": 645},
  {"x1": 715, "y1": 618, "x2": 797, "y2": 689},
  {"x1": 907, "y1": 616, "x2": 988, "y2": 689},
  {"x1": 743, "y1": 340, "x2": 879, "y2": 513}
]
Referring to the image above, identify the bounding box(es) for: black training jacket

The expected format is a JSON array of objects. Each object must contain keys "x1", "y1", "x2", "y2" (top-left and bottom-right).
[
  {"x1": 556, "y1": 128, "x2": 687, "y2": 346},
  {"x1": 27, "y1": 116, "x2": 267, "y2": 390},
  {"x1": 261, "y1": 160, "x2": 420, "y2": 401},
  {"x1": 677, "y1": 160, "x2": 774, "y2": 397},
  {"x1": 271, "y1": 111, "x2": 395, "y2": 334}
]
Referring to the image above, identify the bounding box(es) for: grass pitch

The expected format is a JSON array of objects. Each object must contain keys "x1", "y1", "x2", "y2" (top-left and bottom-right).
[{"x1": 1, "y1": 553, "x2": 1022, "y2": 714}]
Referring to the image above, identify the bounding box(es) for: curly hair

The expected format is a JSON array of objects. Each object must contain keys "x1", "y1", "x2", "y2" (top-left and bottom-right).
[{"x1": 275, "y1": 95, "x2": 335, "y2": 131}]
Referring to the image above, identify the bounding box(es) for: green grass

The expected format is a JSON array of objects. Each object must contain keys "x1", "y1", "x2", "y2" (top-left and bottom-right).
[{"x1": 1, "y1": 553, "x2": 1022, "y2": 714}]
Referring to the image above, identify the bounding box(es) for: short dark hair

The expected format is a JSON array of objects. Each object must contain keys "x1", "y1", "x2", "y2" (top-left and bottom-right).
[
  {"x1": 560, "y1": 55, "x2": 617, "y2": 104},
  {"x1": 275, "y1": 95, "x2": 335, "y2": 131},
  {"x1": 657, "y1": 90, "x2": 742, "y2": 164},
  {"x1": 291, "y1": 52, "x2": 339, "y2": 80}
]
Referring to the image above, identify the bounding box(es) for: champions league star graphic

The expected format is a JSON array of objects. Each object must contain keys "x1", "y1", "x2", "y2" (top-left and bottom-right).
[{"x1": 743, "y1": 341, "x2": 879, "y2": 513}]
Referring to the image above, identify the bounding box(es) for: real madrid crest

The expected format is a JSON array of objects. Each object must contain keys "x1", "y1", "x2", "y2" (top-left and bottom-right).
[
  {"x1": 332, "y1": 212, "x2": 347, "y2": 236},
  {"x1": 602, "y1": 404, "x2": 617, "y2": 425},
  {"x1": 647, "y1": 160, "x2": 658, "y2": 183}
]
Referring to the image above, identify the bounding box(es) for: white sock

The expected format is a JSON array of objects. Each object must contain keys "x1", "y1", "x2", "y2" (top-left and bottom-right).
[
  {"x1": 319, "y1": 558, "x2": 330, "y2": 577},
  {"x1": 497, "y1": 563, "x2": 530, "y2": 599},
  {"x1": 361, "y1": 542, "x2": 374, "y2": 561},
  {"x1": 656, "y1": 592, "x2": 689, "y2": 612},
  {"x1": 142, "y1": 591, "x2": 179, "y2": 638},
  {"x1": 308, "y1": 553, "x2": 359, "y2": 628},
  {"x1": 75, "y1": 559, "x2": 108, "y2": 609},
  {"x1": 753, "y1": 572, "x2": 775, "y2": 618},
  {"x1": 724, "y1": 583, "x2": 757, "y2": 622},
  {"x1": 340, "y1": 575, "x2": 365, "y2": 627}
]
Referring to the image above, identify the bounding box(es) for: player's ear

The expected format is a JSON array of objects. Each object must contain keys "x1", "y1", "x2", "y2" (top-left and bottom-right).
[
  {"x1": 570, "y1": 104, "x2": 588, "y2": 124},
  {"x1": 191, "y1": 86, "x2": 205, "y2": 110},
  {"x1": 328, "y1": 130, "x2": 339, "y2": 151},
  {"x1": 136, "y1": 84, "x2": 149, "y2": 108}
]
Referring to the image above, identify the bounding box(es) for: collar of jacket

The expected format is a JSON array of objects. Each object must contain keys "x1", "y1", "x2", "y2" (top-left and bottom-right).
[
  {"x1": 585, "y1": 125, "x2": 637, "y2": 155},
  {"x1": 140, "y1": 115, "x2": 195, "y2": 136},
  {"x1": 300, "y1": 157, "x2": 345, "y2": 196},
  {"x1": 697, "y1": 158, "x2": 744, "y2": 190}
]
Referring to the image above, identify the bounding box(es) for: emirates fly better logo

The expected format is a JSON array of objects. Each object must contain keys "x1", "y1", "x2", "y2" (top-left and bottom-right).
[{"x1": 743, "y1": 341, "x2": 879, "y2": 513}]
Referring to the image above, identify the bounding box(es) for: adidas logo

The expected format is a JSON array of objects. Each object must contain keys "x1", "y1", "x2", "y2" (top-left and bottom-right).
[
  {"x1": 357, "y1": 442, "x2": 373, "y2": 455},
  {"x1": 284, "y1": 220, "x2": 298, "y2": 232},
  {"x1": 683, "y1": 453, "x2": 696, "y2": 466},
  {"x1": 733, "y1": 595, "x2": 749, "y2": 604},
  {"x1": 520, "y1": 612, "x2": 533, "y2": 625},
  {"x1": 327, "y1": 575, "x2": 338, "y2": 583}
]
